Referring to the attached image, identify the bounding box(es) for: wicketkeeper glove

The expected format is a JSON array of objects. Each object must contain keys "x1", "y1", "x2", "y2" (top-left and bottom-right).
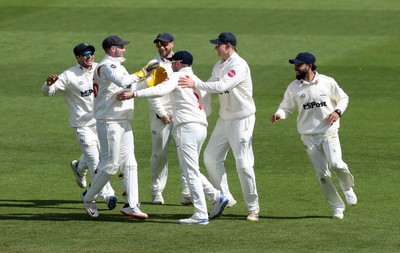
[
  {"x1": 145, "y1": 67, "x2": 168, "y2": 87},
  {"x1": 134, "y1": 62, "x2": 161, "y2": 80}
]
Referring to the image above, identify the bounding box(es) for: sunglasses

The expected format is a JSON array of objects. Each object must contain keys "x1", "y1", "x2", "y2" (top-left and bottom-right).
[
  {"x1": 215, "y1": 43, "x2": 227, "y2": 48},
  {"x1": 155, "y1": 41, "x2": 169, "y2": 48},
  {"x1": 81, "y1": 51, "x2": 94, "y2": 57}
]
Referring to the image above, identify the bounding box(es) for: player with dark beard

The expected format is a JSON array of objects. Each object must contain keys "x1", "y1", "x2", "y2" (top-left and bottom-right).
[{"x1": 271, "y1": 52, "x2": 357, "y2": 220}]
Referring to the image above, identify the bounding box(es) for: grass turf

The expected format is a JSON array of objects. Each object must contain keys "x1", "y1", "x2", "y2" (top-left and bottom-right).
[{"x1": 0, "y1": 0, "x2": 399, "y2": 252}]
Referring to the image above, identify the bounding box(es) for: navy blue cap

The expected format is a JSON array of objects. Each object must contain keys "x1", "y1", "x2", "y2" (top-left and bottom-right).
[
  {"x1": 168, "y1": 51, "x2": 193, "y2": 65},
  {"x1": 102, "y1": 35, "x2": 130, "y2": 50},
  {"x1": 73, "y1": 43, "x2": 95, "y2": 56},
  {"x1": 210, "y1": 32, "x2": 237, "y2": 47},
  {"x1": 289, "y1": 52, "x2": 316, "y2": 65},
  {"x1": 153, "y1": 32, "x2": 174, "y2": 43}
]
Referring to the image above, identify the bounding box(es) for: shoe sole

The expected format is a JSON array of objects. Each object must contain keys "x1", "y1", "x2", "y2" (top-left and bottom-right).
[
  {"x1": 226, "y1": 200, "x2": 237, "y2": 208},
  {"x1": 209, "y1": 198, "x2": 229, "y2": 219},
  {"x1": 81, "y1": 193, "x2": 98, "y2": 218},
  {"x1": 84, "y1": 207, "x2": 99, "y2": 218},
  {"x1": 70, "y1": 161, "x2": 86, "y2": 188},
  {"x1": 120, "y1": 210, "x2": 148, "y2": 220},
  {"x1": 346, "y1": 198, "x2": 357, "y2": 206},
  {"x1": 246, "y1": 216, "x2": 259, "y2": 221},
  {"x1": 179, "y1": 220, "x2": 209, "y2": 225}
]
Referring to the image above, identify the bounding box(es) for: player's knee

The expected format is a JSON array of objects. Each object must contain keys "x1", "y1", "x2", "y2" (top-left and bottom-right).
[
  {"x1": 103, "y1": 164, "x2": 120, "y2": 176},
  {"x1": 316, "y1": 172, "x2": 331, "y2": 184},
  {"x1": 204, "y1": 151, "x2": 222, "y2": 167},
  {"x1": 330, "y1": 161, "x2": 348, "y2": 171},
  {"x1": 235, "y1": 158, "x2": 249, "y2": 170}
]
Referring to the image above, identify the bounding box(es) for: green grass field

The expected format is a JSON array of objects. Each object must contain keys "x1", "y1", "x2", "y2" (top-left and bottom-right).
[{"x1": 1, "y1": 0, "x2": 399, "y2": 252}]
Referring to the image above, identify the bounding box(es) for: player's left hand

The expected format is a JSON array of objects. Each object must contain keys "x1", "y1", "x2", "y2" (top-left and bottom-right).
[
  {"x1": 160, "y1": 114, "x2": 172, "y2": 124},
  {"x1": 326, "y1": 112, "x2": 340, "y2": 125},
  {"x1": 178, "y1": 75, "x2": 195, "y2": 88},
  {"x1": 116, "y1": 91, "x2": 134, "y2": 101},
  {"x1": 46, "y1": 74, "x2": 58, "y2": 85}
]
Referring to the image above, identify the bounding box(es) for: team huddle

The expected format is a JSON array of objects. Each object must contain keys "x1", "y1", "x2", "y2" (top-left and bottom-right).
[{"x1": 41, "y1": 32, "x2": 356, "y2": 224}]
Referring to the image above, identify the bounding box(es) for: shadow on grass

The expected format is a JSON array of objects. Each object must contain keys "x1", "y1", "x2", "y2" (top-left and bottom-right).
[{"x1": 0, "y1": 199, "x2": 332, "y2": 222}]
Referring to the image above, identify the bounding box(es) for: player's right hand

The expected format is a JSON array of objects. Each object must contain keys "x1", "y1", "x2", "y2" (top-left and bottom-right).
[
  {"x1": 178, "y1": 75, "x2": 195, "y2": 88},
  {"x1": 46, "y1": 74, "x2": 58, "y2": 85},
  {"x1": 271, "y1": 113, "x2": 281, "y2": 123}
]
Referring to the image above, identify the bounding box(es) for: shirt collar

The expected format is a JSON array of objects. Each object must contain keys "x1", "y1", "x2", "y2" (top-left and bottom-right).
[
  {"x1": 300, "y1": 71, "x2": 319, "y2": 86},
  {"x1": 220, "y1": 52, "x2": 237, "y2": 66},
  {"x1": 78, "y1": 64, "x2": 93, "y2": 73},
  {"x1": 104, "y1": 54, "x2": 126, "y2": 63}
]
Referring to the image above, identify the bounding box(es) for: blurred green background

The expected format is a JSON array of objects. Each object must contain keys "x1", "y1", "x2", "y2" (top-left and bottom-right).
[{"x1": 1, "y1": 0, "x2": 399, "y2": 252}]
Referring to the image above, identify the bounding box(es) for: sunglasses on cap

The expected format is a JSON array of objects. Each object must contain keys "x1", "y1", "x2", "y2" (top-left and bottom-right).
[
  {"x1": 81, "y1": 51, "x2": 94, "y2": 57},
  {"x1": 155, "y1": 41, "x2": 169, "y2": 48}
]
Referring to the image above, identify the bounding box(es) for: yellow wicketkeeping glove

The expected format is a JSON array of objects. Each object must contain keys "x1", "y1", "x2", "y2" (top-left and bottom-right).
[
  {"x1": 134, "y1": 62, "x2": 161, "y2": 80},
  {"x1": 145, "y1": 67, "x2": 168, "y2": 87}
]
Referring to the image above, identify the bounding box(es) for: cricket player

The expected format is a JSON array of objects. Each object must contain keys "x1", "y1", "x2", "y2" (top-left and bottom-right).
[
  {"x1": 178, "y1": 32, "x2": 260, "y2": 221},
  {"x1": 271, "y1": 52, "x2": 357, "y2": 219},
  {"x1": 80, "y1": 35, "x2": 159, "y2": 219},
  {"x1": 146, "y1": 32, "x2": 191, "y2": 205},
  {"x1": 116, "y1": 51, "x2": 229, "y2": 225},
  {"x1": 41, "y1": 42, "x2": 117, "y2": 210}
]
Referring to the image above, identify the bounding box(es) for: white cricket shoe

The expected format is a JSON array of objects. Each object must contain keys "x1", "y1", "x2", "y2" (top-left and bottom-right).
[
  {"x1": 104, "y1": 195, "x2": 118, "y2": 210},
  {"x1": 209, "y1": 193, "x2": 229, "y2": 219},
  {"x1": 247, "y1": 209, "x2": 259, "y2": 221},
  {"x1": 152, "y1": 193, "x2": 164, "y2": 205},
  {"x1": 226, "y1": 198, "x2": 237, "y2": 208},
  {"x1": 344, "y1": 188, "x2": 357, "y2": 205},
  {"x1": 70, "y1": 160, "x2": 87, "y2": 188},
  {"x1": 81, "y1": 191, "x2": 98, "y2": 218},
  {"x1": 333, "y1": 208, "x2": 344, "y2": 220},
  {"x1": 179, "y1": 217, "x2": 209, "y2": 225},
  {"x1": 181, "y1": 195, "x2": 193, "y2": 206},
  {"x1": 120, "y1": 203, "x2": 148, "y2": 220}
]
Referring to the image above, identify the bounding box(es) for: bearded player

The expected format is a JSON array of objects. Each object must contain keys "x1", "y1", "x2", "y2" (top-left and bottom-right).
[{"x1": 271, "y1": 52, "x2": 357, "y2": 219}]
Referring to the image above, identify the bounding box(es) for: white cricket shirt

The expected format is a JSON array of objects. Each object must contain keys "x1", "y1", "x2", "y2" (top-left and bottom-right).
[
  {"x1": 275, "y1": 72, "x2": 349, "y2": 135},
  {"x1": 134, "y1": 67, "x2": 208, "y2": 127},
  {"x1": 41, "y1": 63, "x2": 98, "y2": 127},
  {"x1": 195, "y1": 52, "x2": 256, "y2": 120},
  {"x1": 93, "y1": 55, "x2": 143, "y2": 121},
  {"x1": 146, "y1": 54, "x2": 174, "y2": 117}
]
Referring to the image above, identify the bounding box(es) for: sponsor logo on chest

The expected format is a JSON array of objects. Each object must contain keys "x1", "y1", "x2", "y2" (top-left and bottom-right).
[
  {"x1": 303, "y1": 101, "x2": 327, "y2": 110},
  {"x1": 81, "y1": 89, "x2": 94, "y2": 97}
]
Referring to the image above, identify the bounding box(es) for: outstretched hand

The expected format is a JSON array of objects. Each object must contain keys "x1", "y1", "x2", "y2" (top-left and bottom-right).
[
  {"x1": 116, "y1": 91, "x2": 134, "y2": 101},
  {"x1": 178, "y1": 75, "x2": 195, "y2": 88},
  {"x1": 46, "y1": 74, "x2": 58, "y2": 85}
]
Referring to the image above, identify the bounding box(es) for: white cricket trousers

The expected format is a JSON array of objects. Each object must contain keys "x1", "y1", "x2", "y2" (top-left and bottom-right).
[
  {"x1": 174, "y1": 123, "x2": 220, "y2": 220},
  {"x1": 301, "y1": 129, "x2": 355, "y2": 210},
  {"x1": 83, "y1": 121, "x2": 140, "y2": 208},
  {"x1": 204, "y1": 114, "x2": 259, "y2": 213},
  {"x1": 74, "y1": 125, "x2": 115, "y2": 200},
  {"x1": 149, "y1": 111, "x2": 189, "y2": 197}
]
